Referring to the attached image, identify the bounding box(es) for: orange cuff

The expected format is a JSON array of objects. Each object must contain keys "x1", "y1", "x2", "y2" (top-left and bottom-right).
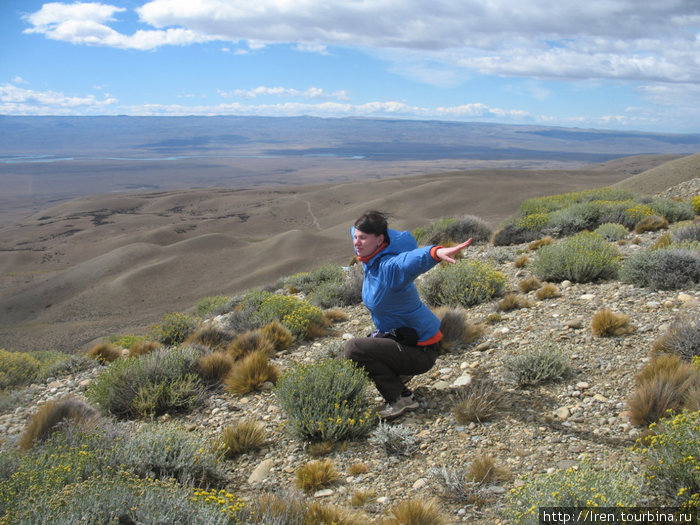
[{"x1": 429, "y1": 245, "x2": 444, "y2": 261}]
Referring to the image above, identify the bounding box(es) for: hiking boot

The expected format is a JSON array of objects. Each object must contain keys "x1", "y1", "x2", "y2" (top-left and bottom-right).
[{"x1": 377, "y1": 395, "x2": 419, "y2": 420}]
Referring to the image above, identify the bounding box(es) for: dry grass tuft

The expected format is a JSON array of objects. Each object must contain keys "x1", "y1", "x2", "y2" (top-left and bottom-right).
[
  {"x1": 128, "y1": 340, "x2": 160, "y2": 357},
  {"x1": 435, "y1": 307, "x2": 485, "y2": 351},
  {"x1": 627, "y1": 355, "x2": 699, "y2": 426},
  {"x1": 18, "y1": 397, "x2": 97, "y2": 450},
  {"x1": 227, "y1": 329, "x2": 275, "y2": 360},
  {"x1": 260, "y1": 320, "x2": 294, "y2": 351},
  {"x1": 295, "y1": 459, "x2": 340, "y2": 492},
  {"x1": 518, "y1": 276, "x2": 542, "y2": 293},
  {"x1": 453, "y1": 379, "x2": 502, "y2": 424},
  {"x1": 465, "y1": 454, "x2": 510, "y2": 484},
  {"x1": 306, "y1": 441, "x2": 336, "y2": 457},
  {"x1": 513, "y1": 254, "x2": 530, "y2": 268},
  {"x1": 528, "y1": 236, "x2": 554, "y2": 251},
  {"x1": 86, "y1": 341, "x2": 122, "y2": 363},
  {"x1": 198, "y1": 351, "x2": 234, "y2": 386},
  {"x1": 635, "y1": 214, "x2": 669, "y2": 234},
  {"x1": 220, "y1": 419, "x2": 266, "y2": 457},
  {"x1": 185, "y1": 326, "x2": 234, "y2": 351},
  {"x1": 305, "y1": 501, "x2": 366, "y2": 525},
  {"x1": 323, "y1": 308, "x2": 350, "y2": 323},
  {"x1": 535, "y1": 283, "x2": 561, "y2": 300},
  {"x1": 380, "y1": 497, "x2": 447, "y2": 525},
  {"x1": 591, "y1": 308, "x2": 635, "y2": 337},
  {"x1": 224, "y1": 350, "x2": 280, "y2": 395},
  {"x1": 497, "y1": 293, "x2": 533, "y2": 312}
]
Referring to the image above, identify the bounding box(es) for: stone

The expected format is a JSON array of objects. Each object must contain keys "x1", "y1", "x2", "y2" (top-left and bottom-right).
[
  {"x1": 413, "y1": 478, "x2": 428, "y2": 489},
  {"x1": 313, "y1": 489, "x2": 334, "y2": 498},
  {"x1": 452, "y1": 374, "x2": 472, "y2": 387},
  {"x1": 555, "y1": 407, "x2": 570, "y2": 420},
  {"x1": 248, "y1": 459, "x2": 274, "y2": 483}
]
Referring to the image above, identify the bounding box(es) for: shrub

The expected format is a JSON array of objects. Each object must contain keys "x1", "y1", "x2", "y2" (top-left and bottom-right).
[
  {"x1": 673, "y1": 222, "x2": 700, "y2": 243},
  {"x1": 635, "y1": 214, "x2": 669, "y2": 234},
  {"x1": 29, "y1": 350, "x2": 96, "y2": 381},
  {"x1": 497, "y1": 293, "x2": 532, "y2": 312},
  {"x1": 150, "y1": 312, "x2": 198, "y2": 346},
  {"x1": 535, "y1": 283, "x2": 561, "y2": 300},
  {"x1": 543, "y1": 201, "x2": 601, "y2": 237},
  {"x1": 3, "y1": 470, "x2": 239, "y2": 525},
  {"x1": 369, "y1": 421, "x2": 419, "y2": 456},
  {"x1": 195, "y1": 295, "x2": 230, "y2": 317},
  {"x1": 492, "y1": 223, "x2": 541, "y2": 246},
  {"x1": 652, "y1": 312, "x2": 700, "y2": 362},
  {"x1": 627, "y1": 356, "x2": 699, "y2": 427},
  {"x1": 594, "y1": 222, "x2": 629, "y2": 241},
  {"x1": 227, "y1": 329, "x2": 275, "y2": 360},
  {"x1": 381, "y1": 497, "x2": 446, "y2": 525},
  {"x1": 18, "y1": 398, "x2": 97, "y2": 450},
  {"x1": 224, "y1": 350, "x2": 280, "y2": 395},
  {"x1": 625, "y1": 203, "x2": 655, "y2": 224},
  {"x1": 414, "y1": 215, "x2": 492, "y2": 245},
  {"x1": 275, "y1": 358, "x2": 376, "y2": 442},
  {"x1": 532, "y1": 231, "x2": 620, "y2": 283},
  {"x1": 518, "y1": 276, "x2": 542, "y2": 293},
  {"x1": 620, "y1": 248, "x2": 700, "y2": 290},
  {"x1": 0, "y1": 349, "x2": 39, "y2": 390},
  {"x1": 285, "y1": 263, "x2": 344, "y2": 295},
  {"x1": 121, "y1": 422, "x2": 225, "y2": 487},
  {"x1": 86, "y1": 346, "x2": 206, "y2": 419},
  {"x1": 634, "y1": 410, "x2": 700, "y2": 509},
  {"x1": 591, "y1": 308, "x2": 635, "y2": 337},
  {"x1": 86, "y1": 341, "x2": 122, "y2": 363},
  {"x1": 420, "y1": 259, "x2": 507, "y2": 308},
  {"x1": 692, "y1": 195, "x2": 700, "y2": 214},
  {"x1": 506, "y1": 460, "x2": 641, "y2": 525},
  {"x1": 453, "y1": 378, "x2": 502, "y2": 424},
  {"x1": 295, "y1": 459, "x2": 340, "y2": 492},
  {"x1": 185, "y1": 326, "x2": 234, "y2": 351},
  {"x1": 248, "y1": 292, "x2": 325, "y2": 340},
  {"x1": 648, "y1": 198, "x2": 695, "y2": 223},
  {"x1": 504, "y1": 344, "x2": 571, "y2": 386},
  {"x1": 198, "y1": 351, "x2": 234, "y2": 386}
]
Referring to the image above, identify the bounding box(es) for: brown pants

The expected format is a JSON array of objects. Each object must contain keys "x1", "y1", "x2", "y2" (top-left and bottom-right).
[{"x1": 342, "y1": 337, "x2": 440, "y2": 402}]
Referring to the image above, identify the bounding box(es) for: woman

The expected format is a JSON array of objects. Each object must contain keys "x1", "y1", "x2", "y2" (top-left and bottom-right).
[{"x1": 343, "y1": 210, "x2": 472, "y2": 419}]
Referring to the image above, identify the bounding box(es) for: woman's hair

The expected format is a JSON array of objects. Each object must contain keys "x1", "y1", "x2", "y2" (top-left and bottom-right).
[{"x1": 354, "y1": 210, "x2": 389, "y2": 241}]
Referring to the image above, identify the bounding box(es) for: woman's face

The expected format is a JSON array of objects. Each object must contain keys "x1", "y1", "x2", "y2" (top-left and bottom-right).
[{"x1": 353, "y1": 229, "x2": 384, "y2": 258}]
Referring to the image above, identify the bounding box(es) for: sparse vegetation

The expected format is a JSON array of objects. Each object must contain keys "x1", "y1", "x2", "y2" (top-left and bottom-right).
[{"x1": 504, "y1": 344, "x2": 572, "y2": 386}]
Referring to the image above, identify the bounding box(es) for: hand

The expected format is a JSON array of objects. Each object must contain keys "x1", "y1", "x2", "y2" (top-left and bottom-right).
[{"x1": 435, "y1": 238, "x2": 473, "y2": 264}]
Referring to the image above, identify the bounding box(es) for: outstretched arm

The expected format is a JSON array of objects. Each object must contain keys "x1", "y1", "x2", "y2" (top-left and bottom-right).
[{"x1": 434, "y1": 238, "x2": 473, "y2": 264}]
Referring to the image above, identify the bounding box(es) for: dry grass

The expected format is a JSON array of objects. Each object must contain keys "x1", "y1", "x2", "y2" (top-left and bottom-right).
[
  {"x1": 518, "y1": 276, "x2": 542, "y2": 293},
  {"x1": 591, "y1": 308, "x2": 635, "y2": 337},
  {"x1": 185, "y1": 326, "x2": 234, "y2": 351},
  {"x1": 198, "y1": 351, "x2": 234, "y2": 386},
  {"x1": 528, "y1": 236, "x2": 554, "y2": 251},
  {"x1": 227, "y1": 329, "x2": 275, "y2": 360},
  {"x1": 453, "y1": 378, "x2": 502, "y2": 424},
  {"x1": 465, "y1": 454, "x2": 510, "y2": 484},
  {"x1": 86, "y1": 341, "x2": 122, "y2": 363},
  {"x1": 260, "y1": 320, "x2": 294, "y2": 351},
  {"x1": 535, "y1": 283, "x2": 561, "y2": 300},
  {"x1": 634, "y1": 214, "x2": 669, "y2": 234},
  {"x1": 128, "y1": 340, "x2": 160, "y2": 357},
  {"x1": 380, "y1": 497, "x2": 447, "y2": 525},
  {"x1": 219, "y1": 419, "x2": 267, "y2": 457},
  {"x1": 18, "y1": 398, "x2": 98, "y2": 450},
  {"x1": 513, "y1": 254, "x2": 530, "y2": 268},
  {"x1": 497, "y1": 293, "x2": 533, "y2": 312},
  {"x1": 224, "y1": 350, "x2": 280, "y2": 395},
  {"x1": 295, "y1": 459, "x2": 340, "y2": 492}
]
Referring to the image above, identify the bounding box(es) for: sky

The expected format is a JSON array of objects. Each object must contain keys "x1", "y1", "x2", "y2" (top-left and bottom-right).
[{"x1": 1, "y1": 0, "x2": 699, "y2": 134}]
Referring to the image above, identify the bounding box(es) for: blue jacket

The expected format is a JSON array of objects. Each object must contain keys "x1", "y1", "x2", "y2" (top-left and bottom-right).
[{"x1": 352, "y1": 227, "x2": 442, "y2": 345}]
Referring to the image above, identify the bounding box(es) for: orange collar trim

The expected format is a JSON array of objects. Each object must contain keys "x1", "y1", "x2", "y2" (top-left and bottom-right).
[{"x1": 358, "y1": 242, "x2": 388, "y2": 263}]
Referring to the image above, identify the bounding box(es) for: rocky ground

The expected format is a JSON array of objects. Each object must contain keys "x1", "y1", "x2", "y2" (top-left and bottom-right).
[{"x1": 2, "y1": 218, "x2": 699, "y2": 524}]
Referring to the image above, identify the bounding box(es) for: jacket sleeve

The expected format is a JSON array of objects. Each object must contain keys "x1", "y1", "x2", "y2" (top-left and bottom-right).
[{"x1": 382, "y1": 246, "x2": 441, "y2": 290}]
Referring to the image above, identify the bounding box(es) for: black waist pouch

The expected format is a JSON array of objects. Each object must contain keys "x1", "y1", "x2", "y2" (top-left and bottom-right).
[{"x1": 370, "y1": 327, "x2": 419, "y2": 346}]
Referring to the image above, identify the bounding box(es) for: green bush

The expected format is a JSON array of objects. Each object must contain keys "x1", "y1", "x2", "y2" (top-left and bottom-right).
[
  {"x1": 504, "y1": 344, "x2": 571, "y2": 386},
  {"x1": 413, "y1": 215, "x2": 492, "y2": 245},
  {"x1": 105, "y1": 334, "x2": 146, "y2": 349},
  {"x1": 121, "y1": 423, "x2": 224, "y2": 487},
  {"x1": 246, "y1": 292, "x2": 325, "y2": 339},
  {"x1": 150, "y1": 312, "x2": 198, "y2": 346},
  {"x1": 419, "y1": 259, "x2": 507, "y2": 307},
  {"x1": 692, "y1": 195, "x2": 700, "y2": 215},
  {"x1": 594, "y1": 222, "x2": 629, "y2": 241},
  {"x1": 620, "y1": 248, "x2": 700, "y2": 290},
  {"x1": 195, "y1": 295, "x2": 230, "y2": 317},
  {"x1": 673, "y1": 222, "x2": 700, "y2": 243},
  {"x1": 0, "y1": 349, "x2": 39, "y2": 390},
  {"x1": 3, "y1": 470, "x2": 240, "y2": 525},
  {"x1": 285, "y1": 263, "x2": 344, "y2": 294},
  {"x1": 653, "y1": 312, "x2": 700, "y2": 362},
  {"x1": 86, "y1": 346, "x2": 206, "y2": 419},
  {"x1": 532, "y1": 231, "x2": 620, "y2": 283},
  {"x1": 492, "y1": 223, "x2": 542, "y2": 246},
  {"x1": 648, "y1": 198, "x2": 695, "y2": 223},
  {"x1": 275, "y1": 358, "x2": 377, "y2": 442},
  {"x1": 506, "y1": 460, "x2": 641, "y2": 525},
  {"x1": 543, "y1": 201, "x2": 601, "y2": 237},
  {"x1": 634, "y1": 410, "x2": 700, "y2": 509}
]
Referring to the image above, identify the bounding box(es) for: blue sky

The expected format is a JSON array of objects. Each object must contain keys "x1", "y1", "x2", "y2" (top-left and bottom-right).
[{"x1": 1, "y1": 0, "x2": 699, "y2": 133}]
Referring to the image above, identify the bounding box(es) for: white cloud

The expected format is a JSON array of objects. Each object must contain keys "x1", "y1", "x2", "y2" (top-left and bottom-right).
[
  {"x1": 22, "y1": 1, "x2": 700, "y2": 84},
  {"x1": 219, "y1": 86, "x2": 349, "y2": 101},
  {"x1": 0, "y1": 83, "x2": 117, "y2": 114}
]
